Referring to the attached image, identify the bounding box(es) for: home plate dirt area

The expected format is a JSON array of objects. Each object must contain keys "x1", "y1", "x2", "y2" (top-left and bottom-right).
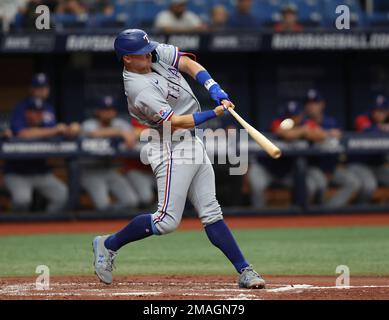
[{"x1": 1, "y1": 275, "x2": 389, "y2": 300}]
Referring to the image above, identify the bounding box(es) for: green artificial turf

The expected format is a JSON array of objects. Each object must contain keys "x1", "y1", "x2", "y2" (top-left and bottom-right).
[{"x1": 0, "y1": 226, "x2": 388, "y2": 277}]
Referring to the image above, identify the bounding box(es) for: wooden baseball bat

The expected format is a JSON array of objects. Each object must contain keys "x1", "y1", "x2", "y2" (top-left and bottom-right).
[{"x1": 228, "y1": 107, "x2": 282, "y2": 159}]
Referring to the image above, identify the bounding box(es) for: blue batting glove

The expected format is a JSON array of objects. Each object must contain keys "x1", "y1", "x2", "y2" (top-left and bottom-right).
[
  {"x1": 195, "y1": 70, "x2": 230, "y2": 105},
  {"x1": 209, "y1": 84, "x2": 229, "y2": 105}
]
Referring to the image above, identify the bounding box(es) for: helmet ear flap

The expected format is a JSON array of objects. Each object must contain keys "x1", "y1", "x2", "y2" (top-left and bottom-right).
[{"x1": 151, "y1": 50, "x2": 159, "y2": 63}]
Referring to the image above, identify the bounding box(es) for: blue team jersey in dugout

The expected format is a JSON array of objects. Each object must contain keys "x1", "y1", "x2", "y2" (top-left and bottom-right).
[{"x1": 4, "y1": 97, "x2": 57, "y2": 175}]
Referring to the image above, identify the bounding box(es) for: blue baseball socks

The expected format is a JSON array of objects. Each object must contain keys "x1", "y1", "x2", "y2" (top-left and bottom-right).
[
  {"x1": 104, "y1": 214, "x2": 156, "y2": 251},
  {"x1": 104, "y1": 215, "x2": 249, "y2": 274},
  {"x1": 205, "y1": 219, "x2": 249, "y2": 274}
]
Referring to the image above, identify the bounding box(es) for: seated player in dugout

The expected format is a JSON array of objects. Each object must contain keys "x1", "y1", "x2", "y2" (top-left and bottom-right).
[
  {"x1": 247, "y1": 101, "x2": 329, "y2": 208},
  {"x1": 3, "y1": 73, "x2": 80, "y2": 213},
  {"x1": 302, "y1": 89, "x2": 362, "y2": 208},
  {"x1": 355, "y1": 94, "x2": 389, "y2": 133},
  {"x1": 93, "y1": 29, "x2": 266, "y2": 289},
  {"x1": 346, "y1": 94, "x2": 389, "y2": 204},
  {"x1": 80, "y1": 95, "x2": 141, "y2": 211}
]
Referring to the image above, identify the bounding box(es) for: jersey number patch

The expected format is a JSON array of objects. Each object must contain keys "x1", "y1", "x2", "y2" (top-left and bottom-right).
[{"x1": 167, "y1": 82, "x2": 180, "y2": 100}]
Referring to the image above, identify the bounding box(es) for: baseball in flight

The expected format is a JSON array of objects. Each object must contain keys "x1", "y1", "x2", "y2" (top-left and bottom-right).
[{"x1": 280, "y1": 118, "x2": 295, "y2": 130}]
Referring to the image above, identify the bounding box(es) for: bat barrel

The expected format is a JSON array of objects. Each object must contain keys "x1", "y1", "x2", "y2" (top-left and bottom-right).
[{"x1": 228, "y1": 107, "x2": 282, "y2": 159}]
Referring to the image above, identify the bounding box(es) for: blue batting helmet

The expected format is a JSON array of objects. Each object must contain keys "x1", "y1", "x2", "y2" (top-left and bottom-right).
[{"x1": 114, "y1": 29, "x2": 158, "y2": 61}]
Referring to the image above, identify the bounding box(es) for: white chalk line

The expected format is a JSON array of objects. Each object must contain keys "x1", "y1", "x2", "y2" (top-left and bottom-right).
[
  {"x1": 2, "y1": 282, "x2": 389, "y2": 298},
  {"x1": 0, "y1": 291, "x2": 163, "y2": 297},
  {"x1": 0, "y1": 281, "x2": 285, "y2": 289},
  {"x1": 181, "y1": 293, "x2": 261, "y2": 300},
  {"x1": 266, "y1": 284, "x2": 389, "y2": 293},
  {"x1": 225, "y1": 293, "x2": 264, "y2": 300}
]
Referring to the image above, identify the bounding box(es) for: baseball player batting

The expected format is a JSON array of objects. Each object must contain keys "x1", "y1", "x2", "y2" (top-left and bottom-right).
[{"x1": 92, "y1": 29, "x2": 266, "y2": 289}]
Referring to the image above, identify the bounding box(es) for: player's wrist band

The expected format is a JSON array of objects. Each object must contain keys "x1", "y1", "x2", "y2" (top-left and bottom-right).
[
  {"x1": 196, "y1": 70, "x2": 218, "y2": 91},
  {"x1": 193, "y1": 110, "x2": 217, "y2": 126}
]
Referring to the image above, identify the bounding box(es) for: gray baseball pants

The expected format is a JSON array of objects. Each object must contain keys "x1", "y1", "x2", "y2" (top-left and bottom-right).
[
  {"x1": 81, "y1": 169, "x2": 139, "y2": 210},
  {"x1": 146, "y1": 135, "x2": 223, "y2": 235},
  {"x1": 4, "y1": 173, "x2": 68, "y2": 213},
  {"x1": 248, "y1": 161, "x2": 328, "y2": 207}
]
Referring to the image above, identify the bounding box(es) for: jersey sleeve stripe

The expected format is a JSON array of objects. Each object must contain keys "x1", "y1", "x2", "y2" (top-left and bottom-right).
[
  {"x1": 165, "y1": 110, "x2": 174, "y2": 121},
  {"x1": 156, "y1": 110, "x2": 174, "y2": 124},
  {"x1": 172, "y1": 47, "x2": 179, "y2": 68},
  {"x1": 179, "y1": 52, "x2": 197, "y2": 62}
]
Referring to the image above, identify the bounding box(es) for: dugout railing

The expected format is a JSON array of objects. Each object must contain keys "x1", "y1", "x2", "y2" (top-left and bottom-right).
[{"x1": 0, "y1": 132, "x2": 388, "y2": 221}]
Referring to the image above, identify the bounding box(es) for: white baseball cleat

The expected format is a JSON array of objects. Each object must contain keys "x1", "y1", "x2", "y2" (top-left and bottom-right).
[{"x1": 92, "y1": 235, "x2": 117, "y2": 285}]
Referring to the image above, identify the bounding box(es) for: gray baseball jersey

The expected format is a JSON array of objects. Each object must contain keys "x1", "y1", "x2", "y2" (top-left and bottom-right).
[
  {"x1": 122, "y1": 43, "x2": 222, "y2": 234},
  {"x1": 123, "y1": 44, "x2": 201, "y2": 131}
]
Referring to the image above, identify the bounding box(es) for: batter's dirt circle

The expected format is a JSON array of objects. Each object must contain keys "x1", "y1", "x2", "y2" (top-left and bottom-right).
[{"x1": 1, "y1": 275, "x2": 388, "y2": 300}]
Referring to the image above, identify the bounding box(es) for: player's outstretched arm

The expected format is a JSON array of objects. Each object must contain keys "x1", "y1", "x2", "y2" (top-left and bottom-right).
[
  {"x1": 178, "y1": 56, "x2": 205, "y2": 79},
  {"x1": 178, "y1": 56, "x2": 231, "y2": 107},
  {"x1": 274, "y1": 126, "x2": 307, "y2": 141},
  {"x1": 169, "y1": 105, "x2": 232, "y2": 129},
  {"x1": 304, "y1": 127, "x2": 329, "y2": 142},
  {"x1": 17, "y1": 124, "x2": 67, "y2": 139},
  {"x1": 86, "y1": 127, "x2": 125, "y2": 138}
]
